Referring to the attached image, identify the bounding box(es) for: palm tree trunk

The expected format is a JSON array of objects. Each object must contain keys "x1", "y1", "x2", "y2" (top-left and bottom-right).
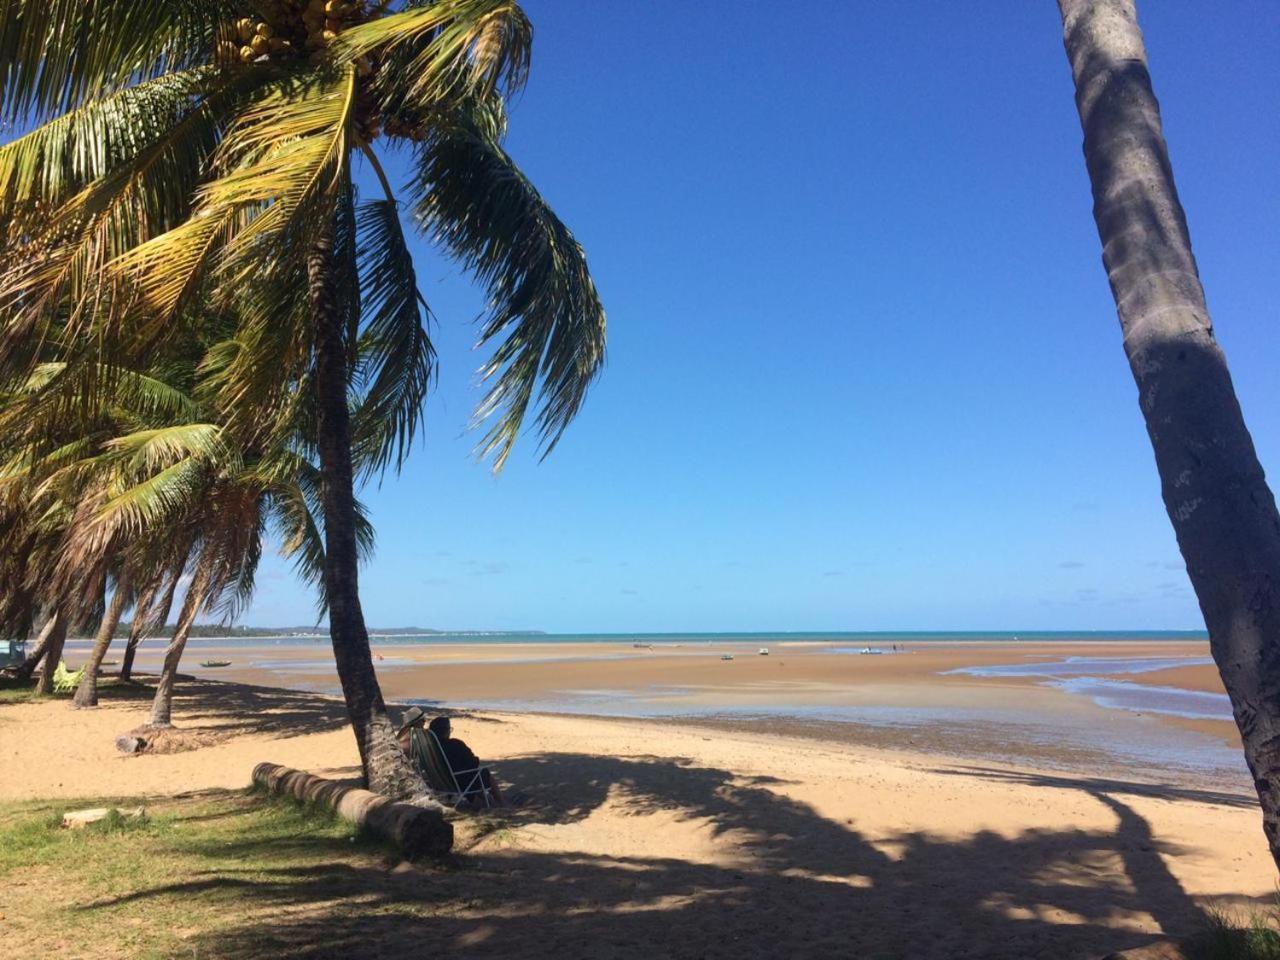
[
  {"x1": 1059, "y1": 0, "x2": 1280, "y2": 868},
  {"x1": 308, "y1": 217, "x2": 428, "y2": 800},
  {"x1": 119, "y1": 577, "x2": 166, "y2": 683},
  {"x1": 72, "y1": 572, "x2": 132, "y2": 708},
  {"x1": 14, "y1": 609, "x2": 58, "y2": 682},
  {"x1": 34, "y1": 609, "x2": 68, "y2": 695},
  {"x1": 148, "y1": 565, "x2": 211, "y2": 728}
]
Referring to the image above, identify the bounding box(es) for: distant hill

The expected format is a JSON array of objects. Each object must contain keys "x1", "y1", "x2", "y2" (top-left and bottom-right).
[{"x1": 100, "y1": 624, "x2": 545, "y2": 639}]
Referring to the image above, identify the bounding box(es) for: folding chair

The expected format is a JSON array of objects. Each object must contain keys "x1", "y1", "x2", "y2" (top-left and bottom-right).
[{"x1": 407, "y1": 725, "x2": 495, "y2": 810}]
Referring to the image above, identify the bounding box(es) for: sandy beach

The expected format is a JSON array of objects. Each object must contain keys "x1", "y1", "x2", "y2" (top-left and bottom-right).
[{"x1": 1, "y1": 638, "x2": 1269, "y2": 958}]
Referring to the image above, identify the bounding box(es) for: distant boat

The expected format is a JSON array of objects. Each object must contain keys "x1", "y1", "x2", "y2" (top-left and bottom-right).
[
  {"x1": 758, "y1": 647, "x2": 769, "y2": 656},
  {"x1": 201, "y1": 660, "x2": 232, "y2": 668},
  {"x1": 858, "y1": 647, "x2": 884, "y2": 655},
  {"x1": 720, "y1": 654, "x2": 735, "y2": 661}
]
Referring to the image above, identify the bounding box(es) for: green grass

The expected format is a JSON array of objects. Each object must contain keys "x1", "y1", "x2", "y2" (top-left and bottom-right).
[
  {"x1": 0, "y1": 789, "x2": 399, "y2": 959},
  {"x1": 1189, "y1": 902, "x2": 1280, "y2": 960},
  {"x1": 0, "y1": 676, "x2": 56, "y2": 702},
  {"x1": 0, "y1": 674, "x2": 152, "y2": 704}
]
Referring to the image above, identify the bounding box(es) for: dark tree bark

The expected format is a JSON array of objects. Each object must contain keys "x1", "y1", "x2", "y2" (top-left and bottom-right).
[
  {"x1": 72, "y1": 572, "x2": 132, "y2": 708},
  {"x1": 13, "y1": 609, "x2": 59, "y2": 682},
  {"x1": 308, "y1": 217, "x2": 429, "y2": 800},
  {"x1": 120, "y1": 576, "x2": 171, "y2": 683},
  {"x1": 34, "y1": 609, "x2": 67, "y2": 695},
  {"x1": 148, "y1": 565, "x2": 211, "y2": 728},
  {"x1": 1058, "y1": 0, "x2": 1280, "y2": 868}
]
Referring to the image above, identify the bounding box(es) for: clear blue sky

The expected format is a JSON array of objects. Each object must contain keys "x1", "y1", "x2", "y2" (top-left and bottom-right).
[{"x1": 243, "y1": 1, "x2": 1280, "y2": 632}]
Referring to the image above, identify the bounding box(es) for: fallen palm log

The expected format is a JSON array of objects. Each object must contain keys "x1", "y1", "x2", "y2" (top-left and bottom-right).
[{"x1": 251, "y1": 762, "x2": 452, "y2": 858}]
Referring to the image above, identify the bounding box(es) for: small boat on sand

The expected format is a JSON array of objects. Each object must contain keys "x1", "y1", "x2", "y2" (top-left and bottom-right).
[
  {"x1": 200, "y1": 660, "x2": 232, "y2": 668},
  {"x1": 720, "y1": 654, "x2": 735, "y2": 661},
  {"x1": 858, "y1": 647, "x2": 884, "y2": 655},
  {"x1": 758, "y1": 647, "x2": 769, "y2": 656}
]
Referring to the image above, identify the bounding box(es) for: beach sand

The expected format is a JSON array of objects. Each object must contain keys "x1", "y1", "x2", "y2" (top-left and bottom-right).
[{"x1": 0, "y1": 641, "x2": 1270, "y2": 959}]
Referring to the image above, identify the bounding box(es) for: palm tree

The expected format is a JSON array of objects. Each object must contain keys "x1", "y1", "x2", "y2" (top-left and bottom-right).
[
  {"x1": 119, "y1": 577, "x2": 171, "y2": 683},
  {"x1": 0, "y1": 0, "x2": 606, "y2": 798},
  {"x1": 7, "y1": 608, "x2": 62, "y2": 684},
  {"x1": 1057, "y1": 0, "x2": 1280, "y2": 867},
  {"x1": 71, "y1": 567, "x2": 133, "y2": 707}
]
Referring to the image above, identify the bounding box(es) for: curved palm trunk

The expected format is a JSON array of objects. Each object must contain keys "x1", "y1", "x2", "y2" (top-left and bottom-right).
[
  {"x1": 14, "y1": 610, "x2": 59, "y2": 682},
  {"x1": 308, "y1": 221, "x2": 428, "y2": 800},
  {"x1": 34, "y1": 610, "x2": 68, "y2": 695},
  {"x1": 1059, "y1": 0, "x2": 1280, "y2": 867},
  {"x1": 119, "y1": 578, "x2": 167, "y2": 683},
  {"x1": 148, "y1": 565, "x2": 211, "y2": 728},
  {"x1": 72, "y1": 572, "x2": 132, "y2": 708}
]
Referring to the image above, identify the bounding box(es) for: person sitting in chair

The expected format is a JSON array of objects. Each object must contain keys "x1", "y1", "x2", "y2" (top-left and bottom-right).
[{"x1": 397, "y1": 708, "x2": 503, "y2": 807}]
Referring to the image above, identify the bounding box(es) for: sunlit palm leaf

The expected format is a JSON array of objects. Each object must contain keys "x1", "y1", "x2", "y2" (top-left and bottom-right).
[
  {"x1": 0, "y1": 70, "x2": 210, "y2": 218},
  {"x1": 337, "y1": 0, "x2": 530, "y2": 110},
  {"x1": 107, "y1": 69, "x2": 358, "y2": 349},
  {"x1": 104, "y1": 423, "x2": 230, "y2": 477}
]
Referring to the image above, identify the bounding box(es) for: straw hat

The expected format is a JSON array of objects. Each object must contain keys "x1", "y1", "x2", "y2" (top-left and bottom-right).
[{"x1": 397, "y1": 705, "x2": 426, "y2": 734}]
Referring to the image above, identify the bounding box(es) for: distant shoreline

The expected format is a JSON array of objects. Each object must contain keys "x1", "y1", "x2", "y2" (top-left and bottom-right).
[{"x1": 68, "y1": 628, "x2": 1210, "y2": 645}]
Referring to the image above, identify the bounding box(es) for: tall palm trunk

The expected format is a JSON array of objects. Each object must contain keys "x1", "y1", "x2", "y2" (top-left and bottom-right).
[
  {"x1": 72, "y1": 572, "x2": 132, "y2": 708},
  {"x1": 308, "y1": 219, "x2": 428, "y2": 800},
  {"x1": 120, "y1": 578, "x2": 167, "y2": 683},
  {"x1": 148, "y1": 565, "x2": 211, "y2": 728},
  {"x1": 1058, "y1": 0, "x2": 1280, "y2": 867},
  {"x1": 34, "y1": 609, "x2": 68, "y2": 695},
  {"x1": 14, "y1": 609, "x2": 59, "y2": 682}
]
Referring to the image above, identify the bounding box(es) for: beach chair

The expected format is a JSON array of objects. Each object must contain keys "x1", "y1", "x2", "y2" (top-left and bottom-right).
[
  {"x1": 51, "y1": 661, "x2": 83, "y2": 693},
  {"x1": 406, "y1": 726, "x2": 494, "y2": 810}
]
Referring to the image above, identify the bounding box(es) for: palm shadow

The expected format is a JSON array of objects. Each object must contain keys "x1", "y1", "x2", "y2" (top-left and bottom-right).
[
  {"x1": 79, "y1": 752, "x2": 1254, "y2": 959},
  {"x1": 118, "y1": 676, "x2": 351, "y2": 740}
]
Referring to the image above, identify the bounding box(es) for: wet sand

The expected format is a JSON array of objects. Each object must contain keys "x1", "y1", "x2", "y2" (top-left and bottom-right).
[{"x1": 90, "y1": 638, "x2": 1241, "y2": 786}]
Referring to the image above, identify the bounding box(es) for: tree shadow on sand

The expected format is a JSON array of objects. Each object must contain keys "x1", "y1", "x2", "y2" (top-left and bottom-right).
[
  {"x1": 77, "y1": 751, "x2": 1264, "y2": 960},
  {"x1": 123, "y1": 676, "x2": 351, "y2": 739}
]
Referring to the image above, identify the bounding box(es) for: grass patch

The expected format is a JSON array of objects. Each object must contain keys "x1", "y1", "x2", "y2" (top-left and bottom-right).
[
  {"x1": 1191, "y1": 902, "x2": 1280, "y2": 960},
  {"x1": 0, "y1": 789, "x2": 404, "y2": 959},
  {"x1": 0, "y1": 675, "x2": 151, "y2": 705},
  {"x1": 0, "y1": 676, "x2": 55, "y2": 702}
]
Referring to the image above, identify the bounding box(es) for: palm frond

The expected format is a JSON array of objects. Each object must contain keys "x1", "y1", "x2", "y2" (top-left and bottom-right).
[
  {"x1": 337, "y1": 0, "x2": 530, "y2": 110},
  {"x1": 0, "y1": 0, "x2": 229, "y2": 124},
  {"x1": 105, "y1": 69, "x2": 358, "y2": 356},
  {"x1": 0, "y1": 80, "x2": 245, "y2": 371},
  {"x1": 104, "y1": 423, "x2": 230, "y2": 477},
  {"x1": 17, "y1": 362, "x2": 199, "y2": 424},
  {"x1": 409, "y1": 99, "x2": 606, "y2": 469},
  {"x1": 92, "y1": 457, "x2": 208, "y2": 543},
  {"x1": 351, "y1": 195, "x2": 434, "y2": 476},
  {"x1": 0, "y1": 70, "x2": 210, "y2": 218}
]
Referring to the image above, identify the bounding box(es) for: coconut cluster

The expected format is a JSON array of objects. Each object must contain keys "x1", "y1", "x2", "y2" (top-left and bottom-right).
[{"x1": 215, "y1": 0, "x2": 370, "y2": 66}]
